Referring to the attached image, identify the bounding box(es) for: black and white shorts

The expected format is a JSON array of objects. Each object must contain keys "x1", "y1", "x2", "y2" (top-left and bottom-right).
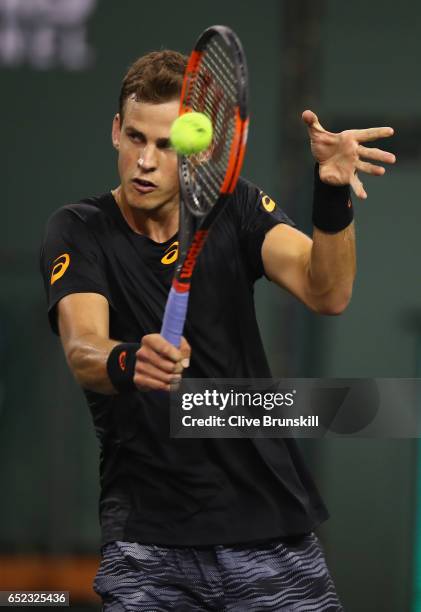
[{"x1": 94, "y1": 533, "x2": 343, "y2": 611}]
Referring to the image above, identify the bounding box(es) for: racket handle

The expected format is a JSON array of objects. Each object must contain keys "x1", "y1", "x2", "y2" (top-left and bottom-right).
[{"x1": 160, "y1": 287, "x2": 190, "y2": 347}]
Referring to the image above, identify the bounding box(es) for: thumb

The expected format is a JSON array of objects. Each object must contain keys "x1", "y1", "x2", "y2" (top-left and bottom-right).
[
  {"x1": 302, "y1": 109, "x2": 324, "y2": 132},
  {"x1": 179, "y1": 337, "x2": 191, "y2": 367}
]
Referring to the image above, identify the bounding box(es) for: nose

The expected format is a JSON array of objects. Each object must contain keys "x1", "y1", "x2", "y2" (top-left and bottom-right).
[{"x1": 138, "y1": 144, "x2": 157, "y2": 171}]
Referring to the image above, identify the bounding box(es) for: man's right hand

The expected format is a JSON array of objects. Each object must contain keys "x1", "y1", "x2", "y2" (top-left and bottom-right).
[{"x1": 134, "y1": 333, "x2": 191, "y2": 392}]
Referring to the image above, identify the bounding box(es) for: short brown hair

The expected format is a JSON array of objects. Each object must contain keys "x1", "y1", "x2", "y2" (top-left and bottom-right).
[{"x1": 119, "y1": 50, "x2": 188, "y2": 122}]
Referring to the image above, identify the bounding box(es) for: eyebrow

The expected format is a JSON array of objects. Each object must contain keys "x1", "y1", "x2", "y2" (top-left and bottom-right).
[{"x1": 125, "y1": 126, "x2": 171, "y2": 148}]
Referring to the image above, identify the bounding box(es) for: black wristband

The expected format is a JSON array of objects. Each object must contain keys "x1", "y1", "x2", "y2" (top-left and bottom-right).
[
  {"x1": 106, "y1": 343, "x2": 139, "y2": 393},
  {"x1": 312, "y1": 163, "x2": 354, "y2": 233}
]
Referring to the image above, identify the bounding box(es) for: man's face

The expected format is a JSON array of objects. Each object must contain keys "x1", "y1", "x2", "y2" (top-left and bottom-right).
[{"x1": 112, "y1": 96, "x2": 179, "y2": 213}]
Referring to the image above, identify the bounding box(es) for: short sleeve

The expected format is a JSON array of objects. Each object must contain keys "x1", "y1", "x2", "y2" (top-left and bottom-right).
[
  {"x1": 234, "y1": 179, "x2": 296, "y2": 281},
  {"x1": 40, "y1": 206, "x2": 112, "y2": 335}
]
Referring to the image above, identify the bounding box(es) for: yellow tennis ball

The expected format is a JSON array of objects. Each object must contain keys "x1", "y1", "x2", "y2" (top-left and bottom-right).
[{"x1": 170, "y1": 112, "x2": 213, "y2": 155}]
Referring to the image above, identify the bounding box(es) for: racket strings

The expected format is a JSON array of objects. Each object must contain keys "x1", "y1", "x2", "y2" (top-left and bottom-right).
[{"x1": 183, "y1": 36, "x2": 239, "y2": 214}]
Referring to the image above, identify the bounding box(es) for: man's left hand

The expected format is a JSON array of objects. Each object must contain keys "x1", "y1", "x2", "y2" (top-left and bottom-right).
[{"x1": 302, "y1": 109, "x2": 396, "y2": 199}]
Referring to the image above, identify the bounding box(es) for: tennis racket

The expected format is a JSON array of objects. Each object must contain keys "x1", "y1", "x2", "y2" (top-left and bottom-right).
[{"x1": 160, "y1": 25, "x2": 249, "y2": 347}]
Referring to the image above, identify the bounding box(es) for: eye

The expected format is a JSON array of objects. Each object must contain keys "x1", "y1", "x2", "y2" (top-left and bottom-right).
[
  {"x1": 126, "y1": 130, "x2": 145, "y2": 144},
  {"x1": 157, "y1": 139, "x2": 171, "y2": 150},
  {"x1": 129, "y1": 133, "x2": 143, "y2": 143}
]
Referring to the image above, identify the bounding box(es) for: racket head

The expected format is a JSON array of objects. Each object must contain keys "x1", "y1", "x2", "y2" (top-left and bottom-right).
[
  {"x1": 160, "y1": 26, "x2": 249, "y2": 346},
  {"x1": 178, "y1": 25, "x2": 249, "y2": 219}
]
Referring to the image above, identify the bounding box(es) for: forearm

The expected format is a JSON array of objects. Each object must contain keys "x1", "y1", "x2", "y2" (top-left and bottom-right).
[
  {"x1": 65, "y1": 332, "x2": 190, "y2": 394},
  {"x1": 307, "y1": 222, "x2": 356, "y2": 314},
  {"x1": 66, "y1": 333, "x2": 121, "y2": 394}
]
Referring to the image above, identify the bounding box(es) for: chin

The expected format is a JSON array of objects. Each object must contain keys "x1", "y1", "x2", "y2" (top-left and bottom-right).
[
  {"x1": 129, "y1": 195, "x2": 162, "y2": 209},
  {"x1": 121, "y1": 184, "x2": 177, "y2": 213},
  {"x1": 123, "y1": 186, "x2": 157, "y2": 208}
]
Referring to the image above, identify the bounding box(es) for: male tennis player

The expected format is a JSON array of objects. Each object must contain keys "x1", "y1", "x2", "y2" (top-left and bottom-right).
[{"x1": 40, "y1": 50, "x2": 395, "y2": 611}]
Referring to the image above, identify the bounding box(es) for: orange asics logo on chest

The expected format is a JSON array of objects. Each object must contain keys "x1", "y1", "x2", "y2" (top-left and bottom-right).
[
  {"x1": 180, "y1": 231, "x2": 209, "y2": 279},
  {"x1": 50, "y1": 253, "x2": 70, "y2": 285},
  {"x1": 161, "y1": 241, "x2": 179, "y2": 265}
]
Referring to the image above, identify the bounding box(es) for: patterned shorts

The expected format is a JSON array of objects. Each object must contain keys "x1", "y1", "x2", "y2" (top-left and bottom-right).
[{"x1": 93, "y1": 533, "x2": 343, "y2": 611}]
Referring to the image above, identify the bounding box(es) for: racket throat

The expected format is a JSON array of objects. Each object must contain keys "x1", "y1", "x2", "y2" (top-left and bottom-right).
[{"x1": 173, "y1": 229, "x2": 209, "y2": 292}]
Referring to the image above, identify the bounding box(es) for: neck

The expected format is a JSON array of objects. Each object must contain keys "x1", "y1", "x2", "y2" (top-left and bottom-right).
[{"x1": 112, "y1": 186, "x2": 179, "y2": 243}]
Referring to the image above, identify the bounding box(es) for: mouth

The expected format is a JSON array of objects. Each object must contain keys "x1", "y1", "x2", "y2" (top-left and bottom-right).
[{"x1": 131, "y1": 178, "x2": 157, "y2": 194}]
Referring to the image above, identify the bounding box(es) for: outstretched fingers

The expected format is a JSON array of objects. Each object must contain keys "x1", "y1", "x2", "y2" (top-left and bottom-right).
[
  {"x1": 302, "y1": 109, "x2": 326, "y2": 132},
  {"x1": 358, "y1": 145, "x2": 396, "y2": 164},
  {"x1": 350, "y1": 172, "x2": 367, "y2": 200},
  {"x1": 352, "y1": 126, "x2": 394, "y2": 142},
  {"x1": 354, "y1": 143, "x2": 396, "y2": 182},
  {"x1": 356, "y1": 160, "x2": 385, "y2": 176}
]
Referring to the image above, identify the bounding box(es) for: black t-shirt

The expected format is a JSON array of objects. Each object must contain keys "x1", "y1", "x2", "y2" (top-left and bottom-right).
[{"x1": 40, "y1": 178, "x2": 329, "y2": 547}]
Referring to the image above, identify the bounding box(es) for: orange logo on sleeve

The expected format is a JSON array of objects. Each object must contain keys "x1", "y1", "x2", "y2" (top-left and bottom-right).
[
  {"x1": 50, "y1": 253, "x2": 70, "y2": 285},
  {"x1": 260, "y1": 192, "x2": 276, "y2": 213},
  {"x1": 161, "y1": 241, "x2": 179, "y2": 265}
]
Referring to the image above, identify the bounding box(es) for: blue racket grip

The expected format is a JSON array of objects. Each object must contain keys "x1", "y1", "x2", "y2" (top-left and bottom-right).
[{"x1": 160, "y1": 286, "x2": 190, "y2": 347}]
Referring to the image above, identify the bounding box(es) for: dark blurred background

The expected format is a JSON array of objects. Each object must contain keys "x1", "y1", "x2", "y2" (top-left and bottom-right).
[{"x1": 0, "y1": 0, "x2": 420, "y2": 610}]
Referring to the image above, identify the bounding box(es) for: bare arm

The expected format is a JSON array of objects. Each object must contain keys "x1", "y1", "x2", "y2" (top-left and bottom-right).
[
  {"x1": 261, "y1": 109, "x2": 395, "y2": 315},
  {"x1": 262, "y1": 223, "x2": 355, "y2": 315},
  {"x1": 58, "y1": 293, "x2": 191, "y2": 394},
  {"x1": 58, "y1": 293, "x2": 120, "y2": 393}
]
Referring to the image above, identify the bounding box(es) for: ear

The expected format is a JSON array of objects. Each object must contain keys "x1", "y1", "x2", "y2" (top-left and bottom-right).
[{"x1": 112, "y1": 113, "x2": 121, "y2": 150}]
